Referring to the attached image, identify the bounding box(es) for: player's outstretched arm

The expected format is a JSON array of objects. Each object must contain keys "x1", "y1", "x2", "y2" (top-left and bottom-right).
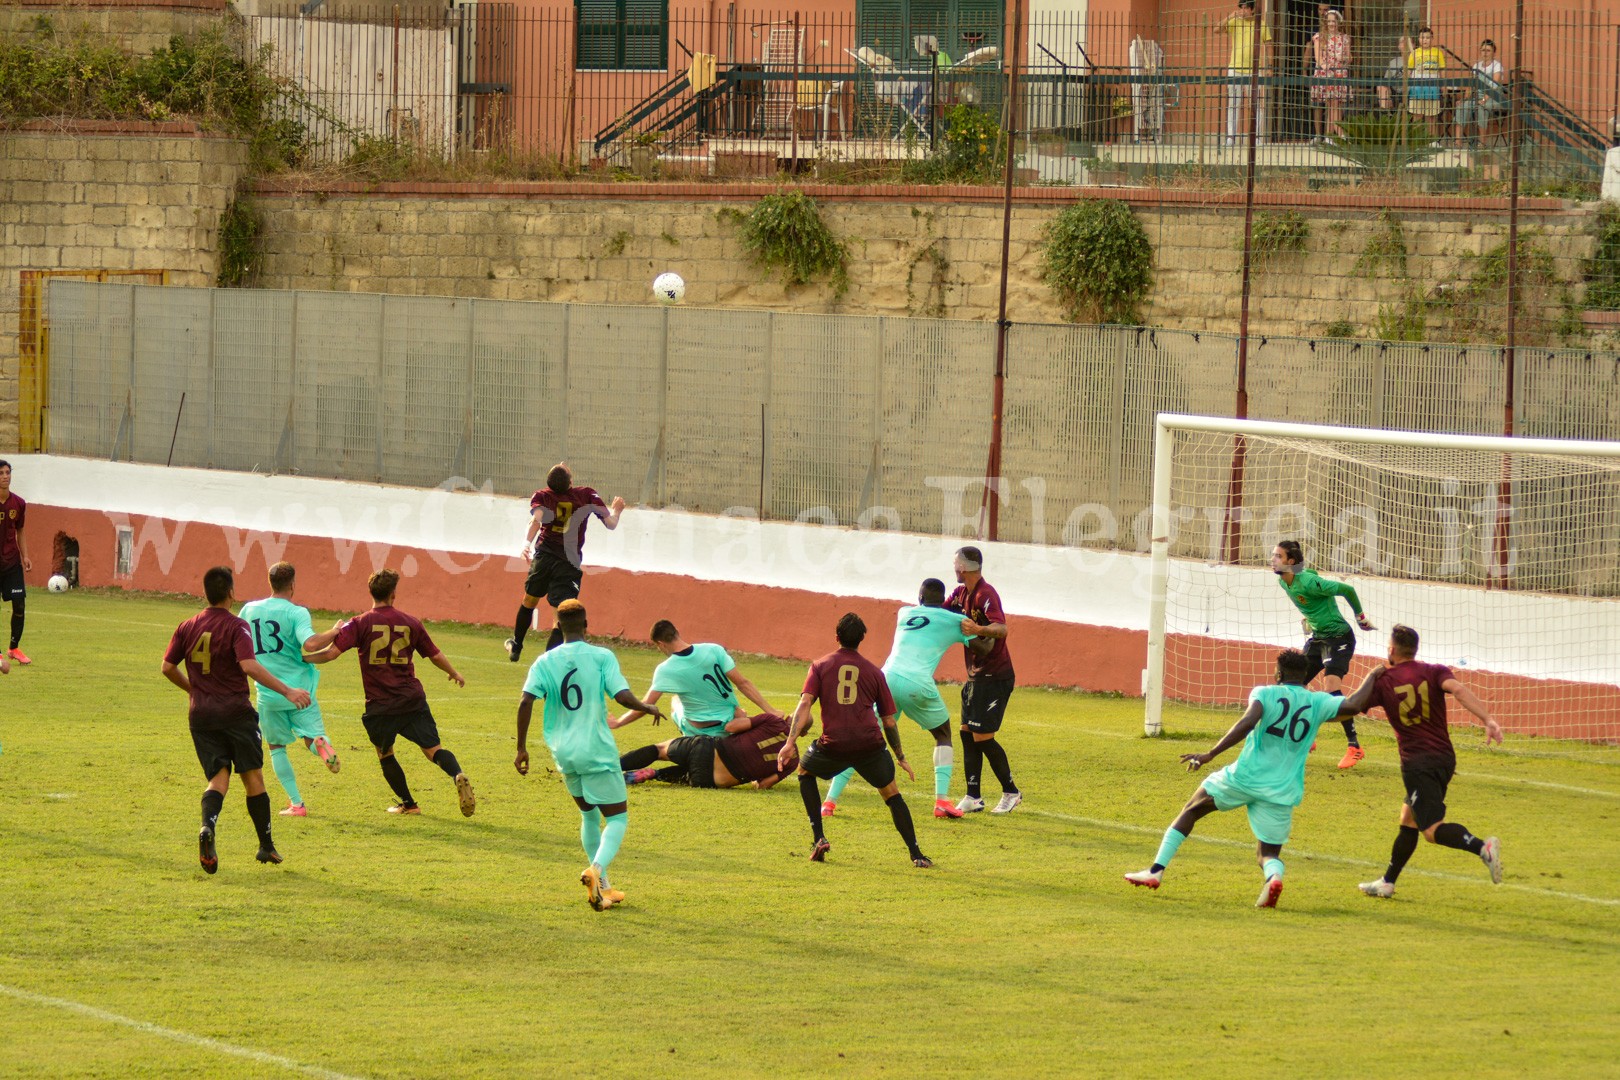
[
  {"x1": 515, "y1": 693, "x2": 536, "y2": 774},
  {"x1": 601, "y1": 496, "x2": 627, "y2": 530},
  {"x1": 242, "y1": 658, "x2": 312, "y2": 710},
  {"x1": 1337, "y1": 664, "x2": 1386, "y2": 716},
  {"x1": 613, "y1": 687, "x2": 663, "y2": 720},
  {"x1": 1443, "y1": 678, "x2": 1504, "y2": 745},
  {"x1": 730, "y1": 669, "x2": 781, "y2": 719},
  {"x1": 303, "y1": 643, "x2": 341, "y2": 665},
  {"x1": 881, "y1": 714, "x2": 914, "y2": 781},
  {"x1": 1182, "y1": 701, "x2": 1263, "y2": 771},
  {"x1": 160, "y1": 660, "x2": 189, "y2": 694},
  {"x1": 723, "y1": 711, "x2": 755, "y2": 734},
  {"x1": 778, "y1": 693, "x2": 816, "y2": 772},
  {"x1": 427, "y1": 651, "x2": 465, "y2": 687},
  {"x1": 610, "y1": 689, "x2": 664, "y2": 728},
  {"x1": 303, "y1": 624, "x2": 341, "y2": 653}
]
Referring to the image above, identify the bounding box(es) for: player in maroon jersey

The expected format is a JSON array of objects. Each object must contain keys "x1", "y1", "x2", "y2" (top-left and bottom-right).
[
  {"x1": 946, "y1": 546, "x2": 1021, "y2": 814},
  {"x1": 505, "y1": 463, "x2": 627, "y2": 663},
  {"x1": 161, "y1": 566, "x2": 312, "y2": 873},
  {"x1": 777, "y1": 613, "x2": 932, "y2": 868},
  {"x1": 305, "y1": 569, "x2": 474, "y2": 817},
  {"x1": 0, "y1": 460, "x2": 34, "y2": 665},
  {"x1": 1356, "y1": 625, "x2": 1504, "y2": 898},
  {"x1": 619, "y1": 713, "x2": 799, "y2": 789}
]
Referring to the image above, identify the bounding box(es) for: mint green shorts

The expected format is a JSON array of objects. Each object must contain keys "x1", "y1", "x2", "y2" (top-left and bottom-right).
[
  {"x1": 887, "y1": 673, "x2": 951, "y2": 731},
  {"x1": 258, "y1": 700, "x2": 327, "y2": 747},
  {"x1": 1201, "y1": 764, "x2": 1294, "y2": 845},
  {"x1": 564, "y1": 768, "x2": 628, "y2": 806}
]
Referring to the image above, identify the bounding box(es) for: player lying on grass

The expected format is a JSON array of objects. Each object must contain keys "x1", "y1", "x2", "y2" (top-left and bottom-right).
[
  {"x1": 162, "y1": 566, "x2": 312, "y2": 873},
  {"x1": 619, "y1": 712, "x2": 798, "y2": 789},
  {"x1": 514, "y1": 599, "x2": 664, "y2": 912},
  {"x1": 1272, "y1": 539, "x2": 1375, "y2": 769},
  {"x1": 822, "y1": 578, "x2": 975, "y2": 820},
  {"x1": 611, "y1": 619, "x2": 781, "y2": 740},
  {"x1": 1356, "y1": 624, "x2": 1504, "y2": 899},
  {"x1": 780, "y1": 613, "x2": 933, "y2": 869},
  {"x1": 1124, "y1": 649, "x2": 1380, "y2": 907}
]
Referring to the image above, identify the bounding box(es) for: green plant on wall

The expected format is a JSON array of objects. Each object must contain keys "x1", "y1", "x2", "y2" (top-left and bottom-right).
[
  {"x1": 216, "y1": 195, "x2": 263, "y2": 287},
  {"x1": 1039, "y1": 199, "x2": 1154, "y2": 324},
  {"x1": 736, "y1": 190, "x2": 849, "y2": 298},
  {"x1": 1583, "y1": 202, "x2": 1620, "y2": 310},
  {"x1": 900, "y1": 104, "x2": 1003, "y2": 184},
  {"x1": 1249, "y1": 209, "x2": 1310, "y2": 269}
]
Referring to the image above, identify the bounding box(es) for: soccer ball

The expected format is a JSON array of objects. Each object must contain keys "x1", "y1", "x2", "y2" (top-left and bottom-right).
[
  {"x1": 47, "y1": 574, "x2": 69, "y2": 593},
  {"x1": 652, "y1": 272, "x2": 686, "y2": 305}
]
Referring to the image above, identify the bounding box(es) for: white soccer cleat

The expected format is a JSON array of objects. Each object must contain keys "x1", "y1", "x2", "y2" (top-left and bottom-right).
[
  {"x1": 1358, "y1": 878, "x2": 1396, "y2": 899},
  {"x1": 990, "y1": 791, "x2": 1023, "y2": 814},
  {"x1": 1481, "y1": 836, "x2": 1503, "y2": 884},
  {"x1": 503, "y1": 637, "x2": 520, "y2": 663},
  {"x1": 1124, "y1": 868, "x2": 1162, "y2": 890},
  {"x1": 955, "y1": 795, "x2": 985, "y2": 814},
  {"x1": 1256, "y1": 875, "x2": 1284, "y2": 908}
]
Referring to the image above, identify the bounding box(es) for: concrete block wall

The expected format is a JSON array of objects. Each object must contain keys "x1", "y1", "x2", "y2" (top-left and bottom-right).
[{"x1": 0, "y1": 0, "x2": 228, "y2": 56}]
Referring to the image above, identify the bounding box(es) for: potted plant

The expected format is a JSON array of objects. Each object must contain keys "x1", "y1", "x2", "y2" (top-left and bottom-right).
[{"x1": 628, "y1": 129, "x2": 662, "y2": 175}]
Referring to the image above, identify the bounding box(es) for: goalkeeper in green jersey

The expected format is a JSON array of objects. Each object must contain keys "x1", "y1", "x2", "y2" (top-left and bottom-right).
[{"x1": 1271, "y1": 539, "x2": 1375, "y2": 769}]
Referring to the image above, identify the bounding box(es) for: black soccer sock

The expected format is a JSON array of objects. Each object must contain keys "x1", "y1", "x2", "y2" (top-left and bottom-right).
[
  {"x1": 545, "y1": 626, "x2": 564, "y2": 652},
  {"x1": 1432, "y1": 822, "x2": 1485, "y2": 855},
  {"x1": 959, "y1": 730, "x2": 983, "y2": 799},
  {"x1": 200, "y1": 789, "x2": 225, "y2": 830},
  {"x1": 798, "y1": 773, "x2": 826, "y2": 842},
  {"x1": 979, "y1": 737, "x2": 1018, "y2": 794},
  {"x1": 246, "y1": 792, "x2": 274, "y2": 848},
  {"x1": 885, "y1": 793, "x2": 922, "y2": 857},
  {"x1": 620, "y1": 745, "x2": 661, "y2": 771},
  {"x1": 9, "y1": 596, "x2": 23, "y2": 649},
  {"x1": 1341, "y1": 717, "x2": 1360, "y2": 747},
  {"x1": 512, "y1": 605, "x2": 532, "y2": 650},
  {"x1": 378, "y1": 753, "x2": 415, "y2": 804},
  {"x1": 1385, "y1": 825, "x2": 1420, "y2": 883},
  {"x1": 431, "y1": 748, "x2": 462, "y2": 779}
]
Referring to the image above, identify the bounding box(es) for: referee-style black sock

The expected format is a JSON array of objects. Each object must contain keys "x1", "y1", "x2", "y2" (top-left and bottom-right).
[
  {"x1": 1432, "y1": 822, "x2": 1485, "y2": 855},
  {"x1": 1341, "y1": 718, "x2": 1360, "y2": 747},
  {"x1": 378, "y1": 753, "x2": 415, "y2": 804},
  {"x1": 1386, "y1": 825, "x2": 1420, "y2": 883},
  {"x1": 545, "y1": 626, "x2": 564, "y2": 652},
  {"x1": 798, "y1": 773, "x2": 826, "y2": 842},
  {"x1": 431, "y1": 748, "x2": 462, "y2": 779},
  {"x1": 620, "y1": 745, "x2": 661, "y2": 771},
  {"x1": 959, "y1": 730, "x2": 983, "y2": 799},
  {"x1": 512, "y1": 606, "x2": 531, "y2": 650},
  {"x1": 980, "y1": 737, "x2": 1018, "y2": 795},
  {"x1": 200, "y1": 789, "x2": 225, "y2": 830},
  {"x1": 245, "y1": 792, "x2": 274, "y2": 848},
  {"x1": 885, "y1": 793, "x2": 921, "y2": 856},
  {"x1": 10, "y1": 602, "x2": 23, "y2": 649}
]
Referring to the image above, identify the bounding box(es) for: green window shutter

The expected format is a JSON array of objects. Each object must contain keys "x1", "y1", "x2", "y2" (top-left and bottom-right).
[
  {"x1": 576, "y1": 0, "x2": 619, "y2": 70},
  {"x1": 950, "y1": 0, "x2": 1002, "y2": 57},
  {"x1": 622, "y1": 0, "x2": 668, "y2": 71},
  {"x1": 856, "y1": 0, "x2": 907, "y2": 58}
]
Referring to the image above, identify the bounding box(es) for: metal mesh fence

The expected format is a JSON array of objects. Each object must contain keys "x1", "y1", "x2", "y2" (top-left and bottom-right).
[{"x1": 46, "y1": 280, "x2": 1620, "y2": 561}]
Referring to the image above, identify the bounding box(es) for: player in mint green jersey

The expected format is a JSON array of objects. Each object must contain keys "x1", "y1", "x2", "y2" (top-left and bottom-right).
[
  {"x1": 614, "y1": 619, "x2": 780, "y2": 739},
  {"x1": 822, "y1": 578, "x2": 975, "y2": 820},
  {"x1": 1273, "y1": 539, "x2": 1376, "y2": 770},
  {"x1": 1124, "y1": 649, "x2": 1382, "y2": 907},
  {"x1": 239, "y1": 563, "x2": 340, "y2": 817},
  {"x1": 514, "y1": 599, "x2": 663, "y2": 912}
]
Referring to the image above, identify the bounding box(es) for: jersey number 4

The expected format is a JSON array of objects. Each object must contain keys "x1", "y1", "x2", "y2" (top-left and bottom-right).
[{"x1": 1264, "y1": 697, "x2": 1314, "y2": 742}]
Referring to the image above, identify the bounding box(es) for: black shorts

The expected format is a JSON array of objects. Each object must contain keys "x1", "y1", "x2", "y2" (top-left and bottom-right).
[
  {"x1": 524, "y1": 549, "x2": 583, "y2": 608},
  {"x1": 362, "y1": 706, "x2": 442, "y2": 753},
  {"x1": 800, "y1": 742, "x2": 895, "y2": 789},
  {"x1": 961, "y1": 674, "x2": 1015, "y2": 734},
  {"x1": 664, "y1": 736, "x2": 719, "y2": 789},
  {"x1": 1401, "y1": 755, "x2": 1456, "y2": 830},
  {"x1": 192, "y1": 723, "x2": 265, "y2": 778},
  {"x1": 0, "y1": 563, "x2": 24, "y2": 602},
  {"x1": 1304, "y1": 632, "x2": 1356, "y2": 680}
]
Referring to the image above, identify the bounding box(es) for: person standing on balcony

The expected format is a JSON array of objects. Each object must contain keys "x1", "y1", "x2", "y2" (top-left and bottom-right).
[
  {"x1": 1309, "y1": 9, "x2": 1352, "y2": 141},
  {"x1": 1217, "y1": 0, "x2": 1272, "y2": 147},
  {"x1": 1406, "y1": 26, "x2": 1447, "y2": 137}
]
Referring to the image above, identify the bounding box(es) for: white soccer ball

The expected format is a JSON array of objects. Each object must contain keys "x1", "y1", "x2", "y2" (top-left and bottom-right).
[
  {"x1": 47, "y1": 574, "x2": 69, "y2": 593},
  {"x1": 652, "y1": 272, "x2": 686, "y2": 305}
]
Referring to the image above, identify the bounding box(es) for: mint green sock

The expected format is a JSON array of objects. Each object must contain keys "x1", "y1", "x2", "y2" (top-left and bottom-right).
[
  {"x1": 1263, "y1": 857, "x2": 1285, "y2": 880},
  {"x1": 1153, "y1": 826, "x2": 1187, "y2": 870},
  {"x1": 826, "y1": 768, "x2": 854, "y2": 803},
  {"x1": 269, "y1": 746, "x2": 302, "y2": 806},
  {"x1": 933, "y1": 744, "x2": 953, "y2": 799},
  {"x1": 579, "y1": 808, "x2": 603, "y2": 861},
  {"x1": 594, "y1": 812, "x2": 628, "y2": 872}
]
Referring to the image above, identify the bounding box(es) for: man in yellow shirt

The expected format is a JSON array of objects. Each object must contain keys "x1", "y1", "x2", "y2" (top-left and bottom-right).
[{"x1": 1217, "y1": 0, "x2": 1273, "y2": 146}]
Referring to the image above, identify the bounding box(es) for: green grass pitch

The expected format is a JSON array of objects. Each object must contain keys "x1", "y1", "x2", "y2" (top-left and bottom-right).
[{"x1": 1, "y1": 590, "x2": 1617, "y2": 1078}]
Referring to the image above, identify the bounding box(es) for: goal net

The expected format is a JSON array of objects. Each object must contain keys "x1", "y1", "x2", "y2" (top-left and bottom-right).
[{"x1": 1143, "y1": 414, "x2": 1620, "y2": 756}]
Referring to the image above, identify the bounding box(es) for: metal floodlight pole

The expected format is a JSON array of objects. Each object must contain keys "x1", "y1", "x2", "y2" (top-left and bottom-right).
[
  {"x1": 982, "y1": 0, "x2": 1023, "y2": 542},
  {"x1": 1493, "y1": 0, "x2": 1528, "y2": 589}
]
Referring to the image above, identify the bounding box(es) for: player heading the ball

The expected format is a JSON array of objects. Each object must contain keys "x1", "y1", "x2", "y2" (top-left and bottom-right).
[{"x1": 507, "y1": 463, "x2": 626, "y2": 663}]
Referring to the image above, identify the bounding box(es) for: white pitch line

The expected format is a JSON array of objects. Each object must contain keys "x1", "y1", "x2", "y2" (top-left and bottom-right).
[
  {"x1": 0, "y1": 983, "x2": 369, "y2": 1079},
  {"x1": 1026, "y1": 807, "x2": 1620, "y2": 907}
]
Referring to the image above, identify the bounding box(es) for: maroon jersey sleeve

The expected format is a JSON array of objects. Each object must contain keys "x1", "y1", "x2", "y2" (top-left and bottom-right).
[
  {"x1": 332, "y1": 616, "x2": 362, "y2": 654},
  {"x1": 164, "y1": 624, "x2": 188, "y2": 666},
  {"x1": 413, "y1": 619, "x2": 439, "y2": 661},
  {"x1": 959, "y1": 582, "x2": 1013, "y2": 677}
]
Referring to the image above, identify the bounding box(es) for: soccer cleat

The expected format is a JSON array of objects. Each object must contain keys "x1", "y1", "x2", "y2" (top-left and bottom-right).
[
  {"x1": 1124, "y1": 868, "x2": 1163, "y2": 890},
  {"x1": 7, "y1": 648, "x2": 30, "y2": 665},
  {"x1": 255, "y1": 846, "x2": 284, "y2": 865},
  {"x1": 809, "y1": 837, "x2": 831, "y2": 862},
  {"x1": 1256, "y1": 875, "x2": 1284, "y2": 908},
  {"x1": 278, "y1": 802, "x2": 307, "y2": 817},
  {"x1": 599, "y1": 871, "x2": 625, "y2": 908},
  {"x1": 990, "y1": 791, "x2": 1023, "y2": 814},
  {"x1": 314, "y1": 737, "x2": 341, "y2": 774},
  {"x1": 624, "y1": 768, "x2": 657, "y2": 786},
  {"x1": 504, "y1": 637, "x2": 521, "y2": 663},
  {"x1": 1337, "y1": 745, "x2": 1366, "y2": 770},
  {"x1": 387, "y1": 801, "x2": 421, "y2": 815},
  {"x1": 1309, "y1": 741, "x2": 1318, "y2": 753},
  {"x1": 198, "y1": 825, "x2": 218, "y2": 874},
  {"x1": 820, "y1": 799, "x2": 837, "y2": 818},
  {"x1": 933, "y1": 798, "x2": 965, "y2": 819},
  {"x1": 581, "y1": 864, "x2": 605, "y2": 911},
  {"x1": 1481, "y1": 836, "x2": 1503, "y2": 884},
  {"x1": 956, "y1": 795, "x2": 986, "y2": 814},
  {"x1": 455, "y1": 773, "x2": 476, "y2": 817},
  {"x1": 911, "y1": 853, "x2": 934, "y2": 869},
  {"x1": 1359, "y1": 878, "x2": 1396, "y2": 898}
]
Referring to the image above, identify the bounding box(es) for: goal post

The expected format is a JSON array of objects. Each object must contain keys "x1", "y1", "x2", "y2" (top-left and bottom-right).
[{"x1": 1143, "y1": 413, "x2": 1620, "y2": 753}]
